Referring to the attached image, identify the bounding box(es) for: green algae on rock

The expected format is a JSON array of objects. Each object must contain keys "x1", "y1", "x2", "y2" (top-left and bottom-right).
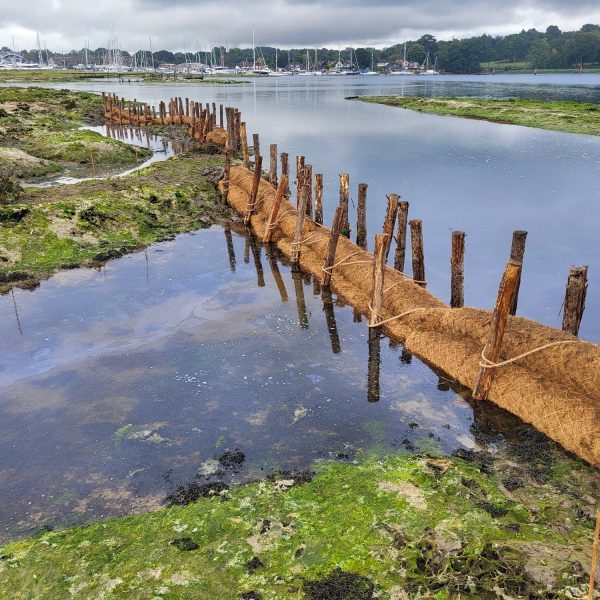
[
  {"x1": 0, "y1": 151, "x2": 229, "y2": 291},
  {"x1": 0, "y1": 452, "x2": 597, "y2": 599},
  {"x1": 354, "y1": 96, "x2": 600, "y2": 136}
]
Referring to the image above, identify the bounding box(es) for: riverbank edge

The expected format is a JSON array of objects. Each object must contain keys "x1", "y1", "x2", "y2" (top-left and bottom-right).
[
  {"x1": 0, "y1": 448, "x2": 597, "y2": 599},
  {"x1": 352, "y1": 96, "x2": 600, "y2": 136}
]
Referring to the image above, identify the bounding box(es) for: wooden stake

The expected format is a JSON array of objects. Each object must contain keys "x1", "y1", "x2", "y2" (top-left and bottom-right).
[
  {"x1": 234, "y1": 111, "x2": 241, "y2": 148},
  {"x1": 219, "y1": 104, "x2": 224, "y2": 128},
  {"x1": 244, "y1": 155, "x2": 263, "y2": 226},
  {"x1": 314, "y1": 173, "x2": 324, "y2": 225},
  {"x1": 369, "y1": 233, "x2": 386, "y2": 327},
  {"x1": 339, "y1": 173, "x2": 350, "y2": 238},
  {"x1": 451, "y1": 231, "x2": 466, "y2": 308},
  {"x1": 382, "y1": 194, "x2": 399, "y2": 261},
  {"x1": 409, "y1": 219, "x2": 425, "y2": 287},
  {"x1": 588, "y1": 509, "x2": 600, "y2": 600},
  {"x1": 269, "y1": 143, "x2": 278, "y2": 186},
  {"x1": 253, "y1": 134, "x2": 260, "y2": 163},
  {"x1": 356, "y1": 183, "x2": 368, "y2": 250},
  {"x1": 222, "y1": 148, "x2": 233, "y2": 205},
  {"x1": 296, "y1": 155, "x2": 305, "y2": 206},
  {"x1": 473, "y1": 259, "x2": 522, "y2": 401},
  {"x1": 281, "y1": 153, "x2": 290, "y2": 198},
  {"x1": 322, "y1": 206, "x2": 343, "y2": 287},
  {"x1": 240, "y1": 122, "x2": 249, "y2": 168},
  {"x1": 509, "y1": 230, "x2": 528, "y2": 316},
  {"x1": 263, "y1": 175, "x2": 288, "y2": 243},
  {"x1": 394, "y1": 201, "x2": 409, "y2": 273},
  {"x1": 291, "y1": 183, "x2": 309, "y2": 264},
  {"x1": 562, "y1": 266, "x2": 588, "y2": 336},
  {"x1": 304, "y1": 164, "x2": 313, "y2": 217}
]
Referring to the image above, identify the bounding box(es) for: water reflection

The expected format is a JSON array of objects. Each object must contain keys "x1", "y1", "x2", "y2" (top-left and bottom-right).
[{"x1": 0, "y1": 224, "x2": 586, "y2": 541}]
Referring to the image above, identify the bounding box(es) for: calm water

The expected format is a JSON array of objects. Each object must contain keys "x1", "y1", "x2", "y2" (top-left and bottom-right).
[
  {"x1": 1, "y1": 74, "x2": 599, "y2": 539},
  {"x1": 0, "y1": 227, "x2": 485, "y2": 540},
  {"x1": 33, "y1": 73, "x2": 600, "y2": 339}
]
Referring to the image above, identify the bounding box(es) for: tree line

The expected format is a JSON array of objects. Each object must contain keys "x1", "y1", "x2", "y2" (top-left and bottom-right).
[{"x1": 12, "y1": 24, "x2": 600, "y2": 73}]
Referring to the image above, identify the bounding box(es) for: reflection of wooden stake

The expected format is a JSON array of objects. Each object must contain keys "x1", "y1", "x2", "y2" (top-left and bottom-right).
[
  {"x1": 473, "y1": 259, "x2": 522, "y2": 401},
  {"x1": 394, "y1": 201, "x2": 409, "y2": 273},
  {"x1": 244, "y1": 155, "x2": 263, "y2": 226},
  {"x1": 248, "y1": 234, "x2": 265, "y2": 288},
  {"x1": 322, "y1": 207, "x2": 343, "y2": 287},
  {"x1": 292, "y1": 267, "x2": 309, "y2": 329},
  {"x1": 322, "y1": 287, "x2": 341, "y2": 354},
  {"x1": 382, "y1": 194, "x2": 399, "y2": 261},
  {"x1": 409, "y1": 219, "x2": 425, "y2": 287},
  {"x1": 263, "y1": 175, "x2": 288, "y2": 244},
  {"x1": 291, "y1": 183, "x2": 309, "y2": 264},
  {"x1": 266, "y1": 245, "x2": 288, "y2": 302},
  {"x1": 451, "y1": 231, "x2": 465, "y2": 308},
  {"x1": 509, "y1": 230, "x2": 528, "y2": 315},
  {"x1": 314, "y1": 173, "x2": 323, "y2": 225},
  {"x1": 339, "y1": 173, "x2": 350, "y2": 238},
  {"x1": 224, "y1": 222, "x2": 236, "y2": 272},
  {"x1": 369, "y1": 234, "x2": 386, "y2": 328},
  {"x1": 588, "y1": 509, "x2": 600, "y2": 600},
  {"x1": 367, "y1": 328, "x2": 381, "y2": 402},
  {"x1": 562, "y1": 266, "x2": 588, "y2": 336}
]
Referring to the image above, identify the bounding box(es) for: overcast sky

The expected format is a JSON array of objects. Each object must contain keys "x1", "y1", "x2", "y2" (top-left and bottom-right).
[{"x1": 2, "y1": 0, "x2": 600, "y2": 52}]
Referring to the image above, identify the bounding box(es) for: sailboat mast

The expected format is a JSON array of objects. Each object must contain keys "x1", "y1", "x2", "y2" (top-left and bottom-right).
[{"x1": 252, "y1": 30, "x2": 256, "y2": 70}]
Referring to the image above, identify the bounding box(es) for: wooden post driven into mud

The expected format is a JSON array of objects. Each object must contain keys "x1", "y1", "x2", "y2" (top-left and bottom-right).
[
  {"x1": 263, "y1": 175, "x2": 289, "y2": 244},
  {"x1": 339, "y1": 173, "x2": 350, "y2": 238},
  {"x1": 394, "y1": 201, "x2": 409, "y2": 273},
  {"x1": 253, "y1": 134, "x2": 260, "y2": 163},
  {"x1": 269, "y1": 144, "x2": 278, "y2": 186},
  {"x1": 219, "y1": 104, "x2": 224, "y2": 128},
  {"x1": 244, "y1": 155, "x2": 263, "y2": 226},
  {"x1": 369, "y1": 234, "x2": 386, "y2": 328},
  {"x1": 291, "y1": 183, "x2": 309, "y2": 264},
  {"x1": 322, "y1": 207, "x2": 343, "y2": 288},
  {"x1": 296, "y1": 156, "x2": 305, "y2": 206},
  {"x1": 473, "y1": 259, "x2": 522, "y2": 401},
  {"x1": 222, "y1": 148, "x2": 233, "y2": 205},
  {"x1": 356, "y1": 183, "x2": 368, "y2": 250},
  {"x1": 280, "y1": 153, "x2": 290, "y2": 198},
  {"x1": 314, "y1": 173, "x2": 324, "y2": 225},
  {"x1": 304, "y1": 164, "x2": 313, "y2": 217},
  {"x1": 234, "y1": 111, "x2": 241, "y2": 148},
  {"x1": 451, "y1": 231, "x2": 466, "y2": 308},
  {"x1": 509, "y1": 230, "x2": 528, "y2": 316},
  {"x1": 562, "y1": 266, "x2": 588, "y2": 336},
  {"x1": 240, "y1": 122, "x2": 249, "y2": 168},
  {"x1": 409, "y1": 220, "x2": 425, "y2": 287},
  {"x1": 382, "y1": 194, "x2": 399, "y2": 262}
]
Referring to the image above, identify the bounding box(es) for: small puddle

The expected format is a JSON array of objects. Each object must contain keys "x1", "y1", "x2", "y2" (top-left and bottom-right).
[
  {"x1": 0, "y1": 224, "x2": 545, "y2": 541},
  {"x1": 23, "y1": 125, "x2": 181, "y2": 188}
]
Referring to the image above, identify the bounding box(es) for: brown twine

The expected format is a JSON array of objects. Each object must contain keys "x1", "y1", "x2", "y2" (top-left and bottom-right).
[
  {"x1": 368, "y1": 306, "x2": 428, "y2": 328},
  {"x1": 322, "y1": 251, "x2": 372, "y2": 275},
  {"x1": 266, "y1": 209, "x2": 296, "y2": 231},
  {"x1": 479, "y1": 340, "x2": 584, "y2": 369}
]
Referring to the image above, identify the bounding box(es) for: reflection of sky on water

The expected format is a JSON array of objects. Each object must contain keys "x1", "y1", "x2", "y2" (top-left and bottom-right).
[
  {"x1": 23, "y1": 73, "x2": 600, "y2": 339},
  {"x1": 0, "y1": 227, "x2": 483, "y2": 541}
]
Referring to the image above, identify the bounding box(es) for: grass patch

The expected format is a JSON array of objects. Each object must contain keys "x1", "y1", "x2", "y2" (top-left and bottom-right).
[
  {"x1": 0, "y1": 451, "x2": 596, "y2": 598},
  {"x1": 355, "y1": 96, "x2": 600, "y2": 136}
]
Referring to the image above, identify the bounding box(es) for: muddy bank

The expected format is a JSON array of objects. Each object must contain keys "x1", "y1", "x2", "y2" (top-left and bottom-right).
[
  {"x1": 0, "y1": 87, "x2": 152, "y2": 182},
  {"x1": 0, "y1": 434, "x2": 598, "y2": 598},
  {"x1": 0, "y1": 149, "x2": 230, "y2": 292}
]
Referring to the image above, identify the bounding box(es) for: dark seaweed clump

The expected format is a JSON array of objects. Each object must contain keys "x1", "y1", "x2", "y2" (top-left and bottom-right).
[
  {"x1": 266, "y1": 468, "x2": 315, "y2": 487},
  {"x1": 169, "y1": 537, "x2": 198, "y2": 551},
  {"x1": 165, "y1": 480, "x2": 229, "y2": 507},
  {"x1": 244, "y1": 556, "x2": 264, "y2": 573},
  {"x1": 303, "y1": 568, "x2": 375, "y2": 600},
  {"x1": 217, "y1": 449, "x2": 246, "y2": 469}
]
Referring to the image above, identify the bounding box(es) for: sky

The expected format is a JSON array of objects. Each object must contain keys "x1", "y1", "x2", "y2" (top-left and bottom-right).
[{"x1": 2, "y1": 0, "x2": 600, "y2": 53}]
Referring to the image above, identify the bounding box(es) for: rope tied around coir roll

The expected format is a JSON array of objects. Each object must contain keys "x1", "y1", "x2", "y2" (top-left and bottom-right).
[
  {"x1": 265, "y1": 209, "x2": 296, "y2": 231},
  {"x1": 479, "y1": 339, "x2": 586, "y2": 369},
  {"x1": 322, "y1": 251, "x2": 372, "y2": 275}
]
